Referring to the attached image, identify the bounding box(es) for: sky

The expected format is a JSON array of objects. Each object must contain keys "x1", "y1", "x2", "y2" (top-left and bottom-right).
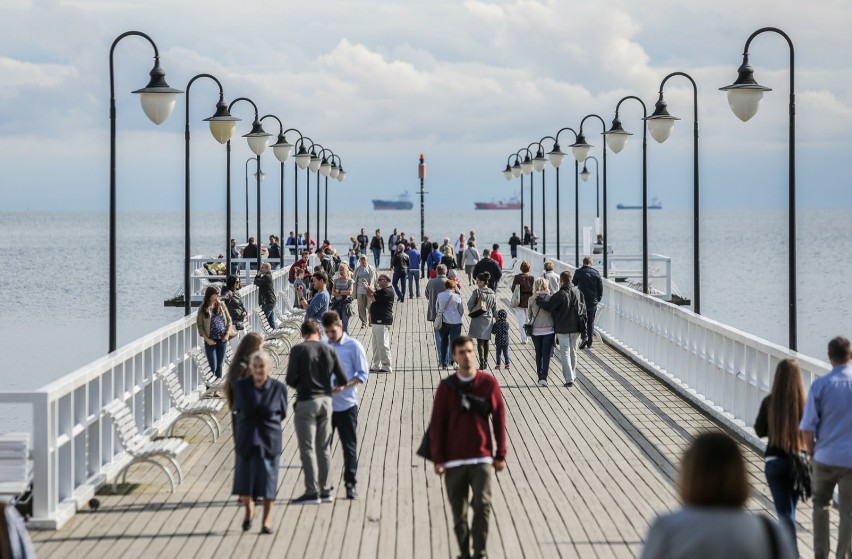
[{"x1": 1, "y1": 0, "x2": 851, "y2": 213}]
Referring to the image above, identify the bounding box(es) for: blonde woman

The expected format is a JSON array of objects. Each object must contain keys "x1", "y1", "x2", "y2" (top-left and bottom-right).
[
  {"x1": 527, "y1": 277, "x2": 554, "y2": 386},
  {"x1": 331, "y1": 263, "x2": 355, "y2": 333}
]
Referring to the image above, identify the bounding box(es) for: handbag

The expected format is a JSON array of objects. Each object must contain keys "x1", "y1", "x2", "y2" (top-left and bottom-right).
[
  {"x1": 416, "y1": 426, "x2": 432, "y2": 461},
  {"x1": 524, "y1": 306, "x2": 541, "y2": 337},
  {"x1": 434, "y1": 295, "x2": 452, "y2": 330},
  {"x1": 468, "y1": 289, "x2": 488, "y2": 318},
  {"x1": 791, "y1": 450, "x2": 813, "y2": 502},
  {"x1": 510, "y1": 284, "x2": 521, "y2": 308}
]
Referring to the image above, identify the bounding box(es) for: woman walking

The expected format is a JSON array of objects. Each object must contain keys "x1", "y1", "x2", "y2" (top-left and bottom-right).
[
  {"x1": 435, "y1": 279, "x2": 464, "y2": 370},
  {"x1": 467, "y1": 272, "x2": 497, "y2": 369},
  {"x1": 754, "y1": 359, "x2": 806, "y2": 554},
  {"x1": 224, "y1": 332, "x2": 264, "y2": 409},
  {"x1": 196, "y1": 285, "x2": 234, "y2": 379},
  {"x1": 527, "y1": 278, "x2": 554, "y2": 386},
  {"x1": 453, "y1": 233, "x2": 466, "y2": 269},
  {"x1": 510, "y1": 261, "x2": 535, "y2": 344},
  {"x1": 542, "y1": 260, "x2": 560, "y2": 293},
  {"x1": 331, "y1": 263, "x2": 355, "y2": 333},
  {"x1": 462, "y1": 241, "x2": 480, "y2": 286},
  {"x1": 640, "y1": 432, "x2": 794, "y2": 559},
  {"x1": 232, "y1": 351, "x2": 288, "y2": 534},
  {"x1": 440, "y1": 246, "x2": 457, "y2": 272},
  {"x1": 220, "y1": 275, "x2": 248, "y2": 332}
]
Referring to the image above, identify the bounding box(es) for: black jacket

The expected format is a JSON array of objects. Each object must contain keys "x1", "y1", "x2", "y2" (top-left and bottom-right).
[
  {"x1": 471, "y1": 258, "x2": 502, "y2": 289},
  {"x1": 254, "y1": 272, "x2": 276, "y2": 305},
  {"x1": 285, "y1": 340, "x2": 348, "y2": 401},
  {"x1": 536, "y1": 284, "x2": 587, "y2": 334},
  {"x1": 391, "y1": 251, "x2": 410, "y2": 273},
  {"x1": 232, "y1": 377, "x2": 288, "y2": 458},
  {"x1": 573, "y1": 265, "x2": 603, "y2": 306}
]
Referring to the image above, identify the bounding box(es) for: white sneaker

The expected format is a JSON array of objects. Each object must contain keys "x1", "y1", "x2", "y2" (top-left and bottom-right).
[{"x1": 537, "y1": 379, "x2": 547, "y2": 387}]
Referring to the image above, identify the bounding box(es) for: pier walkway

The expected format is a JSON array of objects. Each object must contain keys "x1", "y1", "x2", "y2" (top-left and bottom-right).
[{"x1": 28, "y1": 283, "x2": 835, "y2": 558}]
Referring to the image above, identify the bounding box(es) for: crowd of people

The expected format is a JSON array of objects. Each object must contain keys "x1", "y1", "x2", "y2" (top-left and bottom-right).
[{"x1": 187, "y1": 225, "x2": 852, "y2": 559}]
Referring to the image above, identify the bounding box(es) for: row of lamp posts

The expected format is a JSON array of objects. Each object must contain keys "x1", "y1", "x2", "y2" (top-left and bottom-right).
[
  {"x1": 108, "y1": 30, "x2": 347, "y2": 353},
  {"x1": 501, "y1": 26, "x2": 798, "y2": 350}
]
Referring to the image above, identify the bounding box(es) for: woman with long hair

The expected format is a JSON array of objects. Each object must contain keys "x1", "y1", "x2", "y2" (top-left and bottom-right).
[
  {"x1": 467, "y1": 272, "x2": 497, "y2": 369},
  {"x1": 641, "y1": 432, "x2": 794, "y2": 559},
  {"x1": 224, "y1": 332, "x2": 264, "y2": 409},
  {"x1": 331, "y1": 263, "x2": 355, "y2": 333},
  {"x1": 440, "y1": 246, "x2": 457, "y2": 271},
  {"x1": 510, "y1": 261, "x2": 534, "y2": 344},
  {"x1": 527, "y1": 277, "x2": 554, "y2": 386},
  {"x1": 435, "y1": 279, "x2": 464, "y2": 370},
  {"x1": 462, "y1": 240, "x2": 480, "y2": 286},
  {"x1": 754, "y1": 359, "x2": 806, "y2": 552},
  {"x1": 196, "y1": 285, "x2": 233, "y2": 379}
]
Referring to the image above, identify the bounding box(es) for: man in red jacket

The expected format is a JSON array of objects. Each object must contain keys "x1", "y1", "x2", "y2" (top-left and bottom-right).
[{"x1": 430, "y1": 336, "x2": 507, "y2": 559}]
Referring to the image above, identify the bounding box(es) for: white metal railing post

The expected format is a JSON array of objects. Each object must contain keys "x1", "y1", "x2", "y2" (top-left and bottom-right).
[{"x1": 31, "y1": 391, "x2": 53, "y2": 521}]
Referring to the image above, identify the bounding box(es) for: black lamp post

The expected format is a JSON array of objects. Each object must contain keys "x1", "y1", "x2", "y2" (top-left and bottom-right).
[
  {"x1": 503, "y1": 154, "x2": 523, "y2": 235},
  {"x1": 534, "y1": 138, "x2": 556, "y2": 255},
  {"x1": 721, "y1": 27, "x2": 796, "y2": 350},
  {"x1": 579, "y1": 155, "x2": 600, "y2": 217},
  {"x1": 645, "y1": 72, "x2": 701, "y2": 314},
  {"x1": 604, "y1": 97, "x2": 649, "y2": 294},
  {"x1": 317, "y1": 147, "x2": 335, "y2": 243},
  {"x1": 183, "y1": 74, "x2": 239, "y2": 316},
  {"x1": 108, "y1": 31, "x2": 182, "y2": 352},
  {"x1": 520, "y1": 147, "x2": 534, "y2": 248},
  {"x1": 547, "y1": 127, "x2": 577, "y2": 262},
  {"x1": 244, "y1": 157, "x2": 264, "y2": 241},
  {"x1": 275, "y1": 127, "x2": 303, "y2": 263},
  {"x1": 294, "y1": 137, "x2": 316, "y2": 251},
  {"x1": 261, "y1": 116, "x2": 297, "y2": 270},
  {"x1": 577, "y1": 115, "x2": 608, "y2": 275},
  {"x1": 325, "y1": 153, "x2": 343, "y2": 241}
]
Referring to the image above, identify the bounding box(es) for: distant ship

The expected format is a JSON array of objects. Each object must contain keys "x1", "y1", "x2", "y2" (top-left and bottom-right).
[
  {"x1": 617, "y1": 197, "x2": 662, "y2": 210},
  {"x1": 372, "y1": 192, "x2": 413, "y2": 210},
  {"x1": 475, "y1": 195, "x2": 522, "y2": 210}
]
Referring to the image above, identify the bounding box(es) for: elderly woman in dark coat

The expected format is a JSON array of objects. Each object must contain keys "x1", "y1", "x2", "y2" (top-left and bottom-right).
[
  {"x1": 467, "y1": 272, "x2": 497, "y2": 370},
  {"x1": 232, "y1": 351, "x2": 288, "y2": 534}
]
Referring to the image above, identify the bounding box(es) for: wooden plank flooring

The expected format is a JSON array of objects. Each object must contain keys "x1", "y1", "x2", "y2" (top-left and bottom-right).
[{"x1": 30, "y1": 282, "x2": 839, "y2": 558}]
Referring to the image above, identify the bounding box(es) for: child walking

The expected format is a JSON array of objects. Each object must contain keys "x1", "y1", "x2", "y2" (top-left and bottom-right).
[{"x1": 493, "y1": 309, "x2": 511, "y2": 369}]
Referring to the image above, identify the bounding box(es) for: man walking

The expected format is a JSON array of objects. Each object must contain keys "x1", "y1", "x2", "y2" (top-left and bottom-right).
[
  {"x1": 431, "y1": 336, "x2": 507, "y2": 559},
  {"x1": 801, "y1": 336, "x2": 852, "y2": 559},
  {"x1": 369, "y1": 229, "x2": 384, "y2": 269},
  {"x1": 490, "y1": 243, "x2": 504, "y2": 270},
  {"x1": 391, "y1": 243, "x2": 410, "y2": 303},
  {"x1": 357, "y1": 228, "x2": 369, "y2": 254},
  {"x1": 353, "y1": 255, "x2": 377, "y2": 327},
  {"x1": 573, "y1": 256, "x2": 603, "y2": 348},
  {"x1": 362, "y1": 273, "x2": 395, "y2": 373},
  {"x1": 426, "y1": 242, "x2": 443, "y2": 278},
  {"x1": 286, "y1": 320, "x2": 348, "y2": 504},
  {"x1": 508, "y1": 232, "x2": 521, "y2": 259},
  {"x1": 425, "y1": 264, "x2": 449, "y2": 364},
  {"x1": 471, "y1": 250, "x2": 502, "y2": 290},
  {"x1": 322, "y1": 311, "x2": 369, "y2": 500},
  {"x1": 535, "y1": 270, "x2": 587, "y2": 388},
  {"x1": 297, "y1": 271, "x2": 330, "y2": 324},
  {"x1": 253, "y1": 262, "x2": 277, "y2": 328},
  {"x1": 406, "y1": 242, "x2": 422, "y2": 299},
  {"x1": 230, "y1": 238, "x2": 241, "y2": 275},
  {"x1": 420, "y1": 236, "x2": 431, "y2": 276}
]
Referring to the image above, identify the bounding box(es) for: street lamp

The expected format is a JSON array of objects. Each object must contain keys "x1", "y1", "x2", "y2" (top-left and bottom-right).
[
  {"x1": 294, "y1": 137, "x2": 317, "y2": 250},
  {"x1": 183, "y1": 73, "x2": 239, "y2": 316},
  {"x1": 262, "y1": 115, "x2": 294, "y2": 270},
  {"x1": 549, "y1": 127, "x2": 577, "y2": 262},
  {"x1": 580, "y1": 155, "x2": 600, "y2": 219},
  {"x1": 244, "y1": 156, "x2": 264, "y2": 240},
  {"x1": 604, "y1": 97, "x2": 649, "y2": 294},
  {"x1": 275, "y1": 127, "x2": 303, "y2": 263},
  {"x1": 534, "y1": 139, "x2": 556, "y2": 255},
  {"x1": 312, "y1": 144, "x2": 327, "y2": 245},
  {"x1": 645, "y1": 72, "x2": 701, "y2": 314},
  {"x1": 721, "y1": 27, "x2": 797, "y2": 349},
  {"x1": 502, "y1": 154, "x2": 521, "y2": 233},
  {"x1": 578, "y1": 114, "x2": 608, "y2": 275},
  {"x1": 326, "y1": 154, "x2": 343, "y2": 240},
  {"x1": 523, "y1": 145, "x2": 536, "y2": 249},
  {"x1": 108, "y1": 31, "x2": 182, "y2": 352}
]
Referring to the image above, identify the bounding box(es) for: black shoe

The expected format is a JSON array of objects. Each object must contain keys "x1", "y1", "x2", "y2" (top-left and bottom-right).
[
  {"x1": 564, "y1": 381, "x2": 574, "y2": 388},
  {"x1": 242, "y1": 519, "x2": 252, "y2": 531},
  {"x1": 320, "y1": 491, "x2": 334, "y2": 503},
  {"x1": 290, "y1": 493, "x2": 321, "y2": 505},
  {"x1": 346, "y1": 483, "x2": 358, "y2": 500},
  {"x1": 260, "y1": 526, "x2": 273, "y2": 535}
]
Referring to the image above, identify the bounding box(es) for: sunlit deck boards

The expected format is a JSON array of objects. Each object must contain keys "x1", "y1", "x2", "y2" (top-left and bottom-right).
[{"x1": 31, "y1": 284, "x2": 833, "y2": 558}]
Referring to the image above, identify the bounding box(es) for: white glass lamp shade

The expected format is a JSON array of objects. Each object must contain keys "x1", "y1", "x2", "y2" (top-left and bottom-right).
[
  {"x1": 330, "y1": 163, "x2": 340, "y2": 178},
  {"x1": 511, "y1": 162, "x2": 522, "y2": 177},
  {"x1": 271, "y1": 137, "x2": 293, "y2": 162},
  {"x1": 294, "y1": 148, "x2": 311, "y2": 170},
  {"x1": 208, "y1": 119, "x2": 237, "y2": 144},
  {"x1": 337, "y1": 169, "x2": 347, "y2": 182},
  {"x1": 603, "y1": 119, "x2": 631, "y2": 154},
  {"x1": 132, "y1": 63, "x2": 182, "y2": 125},
  {"x1": 308, "y1": 156, "x2": 322, "y2": 172},
  {"x1": 520, "y1": 156, "x2": 533, "y2": 175},
  {"x1": 720, "y1": 57, "x2": 772, "y2": 123},
  {"x1": 502, "y1": 167, "x2": 513, "y2": 181},
  {"x1": 319, "y1": 159, "x2": 332, "y2": 176},
  {"x1": 647, "y1": 117, "x2": 676, "y2": 143},
  {"x1": 547, "y1": 146, "x2": 566, "y2": 168},
  {"x1": 532, "y1": 152, "x2": 547, "y2": 172},
  {"x1": 569, "y1": 134, "x2": 593, "y2": 162},
  {"x1": 243, "y1": 120, "x2": 272, "y2": 156},
  {"x1": 580, "y1": 167, "x2": 591, "y2": 182}
]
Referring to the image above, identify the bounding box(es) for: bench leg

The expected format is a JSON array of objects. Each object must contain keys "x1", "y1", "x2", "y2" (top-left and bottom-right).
[{"x1": 114, "y1": 458, "x2": 177, "y2": 493}]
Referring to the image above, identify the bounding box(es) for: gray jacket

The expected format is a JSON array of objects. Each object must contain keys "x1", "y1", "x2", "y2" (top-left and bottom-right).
[
  {"x1": 424, "y1": 275, "x2": 448, "y2": 322},
  {"x1": 526, "y1": 292, "x2": 554, "y2": 332},
  {"x1": 467, "y1": 287, "x2": 496, "y2": 339}
]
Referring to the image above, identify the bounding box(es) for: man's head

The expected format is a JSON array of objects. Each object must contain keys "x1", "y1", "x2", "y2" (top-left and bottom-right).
[
  {"x1": 301, "y1": 251, "x2": 310, "y2": 262},
  {"x1": 377, "y1": 273, "x2": 391, "y2": 286},
  {"x1": 492, "y1": 243, "x2": 499, "y2": 252},
  {"x1": 583, "y1": 256, "x2": 593, "y2": 267},
  {"x1": 360, "y1": 228, "x2": 365, "y2": 234},
  {"x1": 312, "y1": 270, "x2": 328, "y2": 287},
  {"x1": 544, "y1": 260, "x2": 554, "y2": 272},
  {"x1": 432, "y1": 242, "x2": 439, "y2": 250},
  {"x1": 476, "y1": 272, "x2": 490, "y2": 287},
  {"x1": 248, "y1": 237, "x2": 255, "y2": 245},
  {"x1": 322, "y1": 312, "x2": 344, "y2": 342},
  {"x1": 260, "y1": 262, "x2": 271, "y2": 274},
  {"x1": 376, "y1": 229, "x2": 381, "y2": 234},
  {"x1": 301, "y1": 319, "x2": 321, "y2": 340},
  {"x1": 482, "y1": 249, "x2": 491, "y2": 258},
  {"x1": 559, "y1": 270, "x2": 572, "y2": 286},
  {"x1": 397, "y1": 243, "x2": 404, "y2": 252},
  {"x1": 451, "y1": 336, "x2": 477, "y2": 373},
  {"x1": 436, "y1": 264, "x2": 447, "y2": 276},
  {"x1": 269, "y1": 235, "x2": 275, "y2": 243},
  {"x1": 289, "y1": 231, "x2": 295, "y2": 237},
  {"x1": 359, "y1": 255, "x2": 368, "y2": 266},
  {"x1": 230, "y1": 238, "x2": 236, "y2": 247},
  {"x1": 828, "y1": 336, "x2": 851, "y2": 365},
  {"x1": 423, "y1": 235, "x2": 429, "y2": 242}
]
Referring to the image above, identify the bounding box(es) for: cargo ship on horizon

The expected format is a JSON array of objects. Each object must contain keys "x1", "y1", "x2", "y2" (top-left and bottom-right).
[
  {"x1": 474, "y1": 195, "x2": 522, "y2": 210},
  {"x1": 372, "y1": 192, "x2": 414, "y2": 210}
]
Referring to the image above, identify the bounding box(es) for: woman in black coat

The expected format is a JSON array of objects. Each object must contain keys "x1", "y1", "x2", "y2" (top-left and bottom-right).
[{"x1": 232, "y1": 351, "x2": 288, "y2": 534}]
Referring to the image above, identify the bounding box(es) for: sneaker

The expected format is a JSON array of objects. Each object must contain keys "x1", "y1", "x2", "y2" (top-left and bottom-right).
[
  {"x1": 320, "y1": 491, "x2": 334, "y2": 503},
  {"x1": 564, "y1": 381, "x2": 574, "y2": 388},
  {"x1": 538, "y1": 379, "x2": 547, "y2": 387},
  {"x1": 290, "y1": 493, "x2": 321, "y2": 505},
  {"x1": 495, "y1": 365, "x2": 502, "y2": 370},
  {"x1": 505, "y1": 363, "x2": 510, "y2": 370},
  {"x1": 346, "y1": 483, "x2": 358, "y2": 500}
]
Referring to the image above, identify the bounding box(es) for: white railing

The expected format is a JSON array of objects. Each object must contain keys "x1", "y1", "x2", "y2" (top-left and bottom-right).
[
  {"x1": 0, "y1": 268, "x2": 292, "y2": 529},
  {"x1": 516, "y1": 246, "x2": 830, "y2": 447}
]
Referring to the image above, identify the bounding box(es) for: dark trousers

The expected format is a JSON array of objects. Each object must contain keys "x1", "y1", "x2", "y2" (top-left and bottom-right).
[
  {"x1": 586, "y1": 303, "x2": 597, "y2": 343},
  {"x1": 438, "y1": 323, "x2": 463, "y2": 367},
  {"x1": 445, "y1": 463, "x2": 493, "y2": 559},
  {"x1": 372, "y1": 248, "x2": 382, "y2": 268},
  {"x1": 765, "y1": 457, "x2": 799, "y2": 556},
  {"x1": 261, "y1": 303, "x2": 276, "y2": 329},
  {"x1": 332, "y1": 405, "x2": 359, "y2": 485},
  {"x1": 392, "y1": 271, "x2": 407, "y2": 301},
  {"x1": 477, "y1": 339, "x2": 489, "y2": 368},
  {"x1": 204, "y1": 340, "x2": 227, "y2": 378},
  {"x1": 532, "y1": 333, "x2": 555, "y2": 380}
]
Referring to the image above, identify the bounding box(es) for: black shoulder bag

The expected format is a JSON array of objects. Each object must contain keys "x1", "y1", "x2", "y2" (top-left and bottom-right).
[{"x1": 416, "y1": 376, "x2": 492, "y2": 461}]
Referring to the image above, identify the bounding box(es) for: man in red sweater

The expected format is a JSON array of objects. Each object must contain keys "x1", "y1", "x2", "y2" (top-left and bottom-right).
[{"x1": 430, "y1": 336, "x2": 507, "y2": 559}]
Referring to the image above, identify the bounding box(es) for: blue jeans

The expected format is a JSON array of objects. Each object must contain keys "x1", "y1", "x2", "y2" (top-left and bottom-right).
[
  {"x1": 532, "y1": 333, "x2": 555, "y2": 380},
  {"x1": 204, "y1": 340, "x2": 227, "y2": 378},
  {"x1": 407, "y1": 270, "x2": 421, "y2": 297},
  {"x1": 766, "y1": 457, "x2": 799, "y2": 555},
  {"x1": 372, "y1": 248, "x2": 382, "y2": 268},
  {"x1": 261, "y1": 303, "x2": 276, "y2": 328},
  {"x1": 392, "y1": 271, "x2": 407, "y2": 301},
  {"x1": 438, "y1": 323, "x2": 462, "y2": 367},
  {"x1": 495, "y1": 344, "x2": 510, "y2": 366}
]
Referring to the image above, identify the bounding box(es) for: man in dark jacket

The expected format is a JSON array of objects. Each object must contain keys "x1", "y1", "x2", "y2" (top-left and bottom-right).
[
  {"x1": 253, "y1": 262, "x2": 277, "y2": 328},
  {"x1": 420, "y1": 236, "x2": 432, "y2": 275},
  {"x1": 508, "y1": 233, "x2": 521, "y2": 259},
  {"x1": 242, "y1": 237, "x2": 259, "y2": 270},
  {"x1": 535, "y1": 270, "x2": 587, "y2": 388},
  {"x1": 390, "y1": 243, "x2": 410, "y2": 302},
  {"x1": 471, "y1": 250, "x2": 502, "y2": 290},
  {"x1": 268, "y1": 235, "x2": 282, "y2": 269},
  {"x1": 573, "y1": 256, "x2": 603, "y2": 348},
  {"x1": 363, "y1": 274, "x2": 395, "y2": 372}
]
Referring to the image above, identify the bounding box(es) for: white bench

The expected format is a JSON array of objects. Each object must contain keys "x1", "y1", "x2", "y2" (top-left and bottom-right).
[
  {"x1": 103, "y1": 400, "x2": 188, "y2": 493},
  {"x1": 254, "y1": 309, "x2": 296, "y2": 354},
  {"x1": 159, "y1": 364, "x2": 224, "y2": 442},
  {"x1": 0, "y1": 433, "x2": 31, "y2": 504},
  {"x1": 190, "y1": 348, "x2": 228, "y2": 397}
]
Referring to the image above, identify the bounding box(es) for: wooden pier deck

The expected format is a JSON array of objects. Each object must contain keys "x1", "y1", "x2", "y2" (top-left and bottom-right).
[{"x1": 31, "y1": 284, "x2": 835, "y2": 558}]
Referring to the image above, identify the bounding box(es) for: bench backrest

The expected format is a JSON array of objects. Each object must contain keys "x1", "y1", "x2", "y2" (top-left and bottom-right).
[
  {"x1": 0, "y1": 433, "x2": 30, "y2": 500},
  {"x1": 190, "y1": 349, "x2": 216, "y2": 382},
  {"x1": 255, "y1": 308, "x2": 275, "y2": 334},
  {"x1": 103, "y1": 400, "x2": 143, "y2": 455},
  {"x1": 159, "y1": 364, "x2": 189, "y2": 409}
]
